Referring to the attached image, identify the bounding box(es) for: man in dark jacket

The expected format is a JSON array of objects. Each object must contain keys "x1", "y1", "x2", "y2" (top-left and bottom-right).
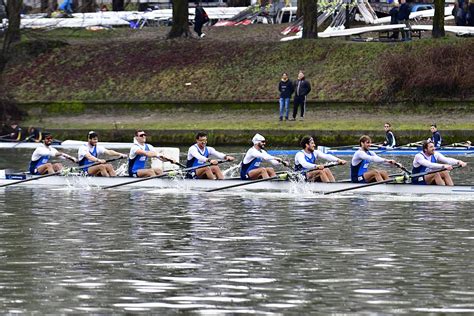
[
  {"x1": 291, "y1": 71, "x2": 311, "y2": 121},
  {"x1": 397, "y1": 0, "x2": 411, "y2": 40},
  {"x1": 194, "y1": 1, "x2": 209, "y2": 38}
]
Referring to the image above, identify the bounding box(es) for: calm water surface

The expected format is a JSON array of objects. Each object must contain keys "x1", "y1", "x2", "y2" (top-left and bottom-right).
[{"x1": 1, "y1": 149, "x2": 473, "y2": 314}]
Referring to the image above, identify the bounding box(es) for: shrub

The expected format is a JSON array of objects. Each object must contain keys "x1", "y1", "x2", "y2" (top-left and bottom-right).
[{"x1": 379, "y1": 42, "x2": 474, "y2": 100}]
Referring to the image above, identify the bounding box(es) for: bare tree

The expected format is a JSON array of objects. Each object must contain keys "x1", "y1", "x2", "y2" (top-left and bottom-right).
[
  {"x1": 302, "y1": 0, "x2": 318, "y2": 38},
  {"x1": 1, "y1": 0, "x2": 23, "y2": 122},
  {"x1": 1, "y1": 0, "x2": 22, "y2": 74},
  {"x1": 168, "y1": 0, "x2": 191, "y2": 38},
  {"x1": 432, "y1": 0, "x2": 445, "y2": 38}
]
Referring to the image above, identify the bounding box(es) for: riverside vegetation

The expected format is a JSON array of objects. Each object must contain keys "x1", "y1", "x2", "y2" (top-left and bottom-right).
[{"x1": 2, "y1": 24, "x2": 473, "y2": 144}]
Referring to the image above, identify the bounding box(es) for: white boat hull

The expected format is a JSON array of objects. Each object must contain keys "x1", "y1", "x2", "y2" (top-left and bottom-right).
[
  {"x1": 0, "y1": 175, "x2": 472, "y2": 195},
  {"x1": 0, "y1": 140, "x2": 134, "y2": 149}
]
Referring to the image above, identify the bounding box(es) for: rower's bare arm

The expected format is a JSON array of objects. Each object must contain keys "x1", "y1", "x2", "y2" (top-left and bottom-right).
[
  {"x1": 457, "y1": 160, "x2": 467, "y2": 167},
  {"x1": 104, "y1": 149, "x2": 127, "y2": 158},
  {"x1": 135, "y1": 149, "x2": 156, "y2": 158},
  {"x1": 58, "y1": 152, "x2": 77, "y2": 163},
  {"x1": 224, "y1": 155, "x2": 235, "y2": 161}
]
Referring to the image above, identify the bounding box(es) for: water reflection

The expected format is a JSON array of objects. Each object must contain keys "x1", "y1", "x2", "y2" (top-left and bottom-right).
[{"x1": 1, "y1": 157, "x2": 474, "y2": 313}]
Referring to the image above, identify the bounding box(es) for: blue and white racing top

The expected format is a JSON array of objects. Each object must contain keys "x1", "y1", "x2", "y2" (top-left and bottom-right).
[
  {"x1": 240, "y1": 146, "x2": 280, "y2": 180},
  {"x1": 350, "y1": 149, "x2": 386, "y2": 183},
  {"x1": 294, "y1": 149, "x2": 339, "y2": 172},
  {"x1": 78, "y1": 143, "x2": 107, "y2": 170},
  {"x1": 29, "y1": 143, "x2": 59, "y2": 174},
  {"x1": 186, "y1": 144, "x2": 226, "y2": 168}
]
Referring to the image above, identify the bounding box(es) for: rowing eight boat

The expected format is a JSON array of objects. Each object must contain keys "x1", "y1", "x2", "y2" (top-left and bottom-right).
[
  {"x1": 0, "y1": 173, "x2": 472, "y2": 195},
  {"x1": 2, "y1": 141, "x2": 472, "y2": 156}
]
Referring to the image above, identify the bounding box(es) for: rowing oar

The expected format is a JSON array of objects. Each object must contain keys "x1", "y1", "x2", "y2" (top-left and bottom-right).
[
  {"x1": 0, "y1": 157, "x2": 125, "y2": 188},
  {"x1": 394, "y1": 162, "x2": 411, "y2": 175},
  {"x1": 160, "y1": 156, "x2": 187, "y2": 168},
  {"x1": 102, "y1": 160, "x2": 226, "y2": 190},
  {"x1": 206, "y1": 173, "x2": 288, "y2": 193},
  {"x1": 401, "y1": 140, "x2": 424, "y2": 148},
  {"x1": 323, "y1": 165, "x2": 462, "y2": 195},
  {"x1": 448, "y1": 141, "x2": 472, "y2": 148}
]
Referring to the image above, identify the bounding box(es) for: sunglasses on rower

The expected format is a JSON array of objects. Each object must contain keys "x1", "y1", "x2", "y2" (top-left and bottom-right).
[{"x1": 138, "y1": 134, "x2": 147, "y2": 137}]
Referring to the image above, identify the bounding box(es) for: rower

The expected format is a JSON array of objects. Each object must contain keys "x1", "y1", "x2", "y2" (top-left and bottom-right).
[
  {"x1": 412, "y1": 140, "x2": 467, "y2": 186},
  {"x1": 351, "y1": 135, "x2": 400, "y2": 183},
  {"x1": 29, "y1": 132, "x2": 77, "y2": 175},
  {"x1": 0, "y1": 122, "x2": 22, "y2": 141},
  {"x1": 294, "y1": 136, "x2": 346, "y2": 182},
  {"x1": 240, "y1": 133, "x2": 288, "y2": 180},
  {"x1": 78, "y1": 131, "x2": 127, "y2": 177},
  {"x1": 383, "y1": 122, "x2": 397, "y2": 148},
  {"x1": 128, "y1": 130, "x2": 175, "y2": 178},
  {"x1": 27, "y1": 126, "x2": 43, "y2": 143},
  {"x1": 186, "y1": 132, "x2": 235, "y2": 180},
  {"x1": 429, "y1": 124, "x2": 442, "y2": 148}
]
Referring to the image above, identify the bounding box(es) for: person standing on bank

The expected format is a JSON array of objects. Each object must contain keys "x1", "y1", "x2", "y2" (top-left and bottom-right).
[
  {"x1": 194, "y1": 1, "x2": 209, "y2": 38},
  {"x1": 429, "y1": 124, "x2": 442, "y2": 148},
  {"x1": 278, "y1": 72, "x2": 293, "y2": 121},
  {"x1": 291, "y1": 70, "x2": 311, "y2": 121}
]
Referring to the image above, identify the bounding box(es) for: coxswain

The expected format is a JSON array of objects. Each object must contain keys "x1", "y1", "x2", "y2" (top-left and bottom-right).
[
  {"x1": 78, "y1": 131, "x2": 127, "y2": 177},
  {"x1": 351, "y1": 135, "x2": 400, "y2": 183},
  {"x1": 383, "y1": 122, "x2": 397, "y2": 148},
  {"x1": 294, "y1": 136, "x2": 346, "y2": 182},
  {"x1": 29, "y1": 132, "x2": 77, "y2": 175},
  {"x1": 186, "y1": 132, "x2": 235, "y2": 180},
  {"x1": 128, "y1": 130, "x2": 175, "y2": 178},
  {"x1": 412, "y1": 141, "x2": 467, "y2": 185},
  {"x1": 240, "y1": 134, "x2": 289, "y2": 180},
  {"x1": 429, "y1": 124, "x2": 442, "y2": 148}
]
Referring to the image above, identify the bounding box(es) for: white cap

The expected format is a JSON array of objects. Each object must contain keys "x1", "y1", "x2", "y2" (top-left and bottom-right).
[{"x1": 252, "y1": 133, "x2": 265, "y2": 145}]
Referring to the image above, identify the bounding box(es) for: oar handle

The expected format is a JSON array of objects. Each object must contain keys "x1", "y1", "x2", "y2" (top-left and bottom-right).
[
  {"x1": 393, "y1": 162, "x2": 411, "y2": 175},
  {"x1": 304, "y1": 161, "x2": 341, "y2": 173},
  {"x1": 408, "y1": 164, "x2": 462, "y2": 179},
  {"x1": 103, "y1": 160, "x2": 226, "y2": 190},
  {"x1": 75, "y1": 156, "x2": 126, "y2": 170},
  {"x1": 161, "y1": 156, "x2": 186, "y2": 168}
]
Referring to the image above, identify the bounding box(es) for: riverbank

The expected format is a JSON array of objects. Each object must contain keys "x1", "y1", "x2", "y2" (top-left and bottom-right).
[
  {"x1": 3, "y1": 25, "x2": 474, "y2": 102},
  {"x1": 18, "y1": 101, "x2": 474, "y2": 145}
]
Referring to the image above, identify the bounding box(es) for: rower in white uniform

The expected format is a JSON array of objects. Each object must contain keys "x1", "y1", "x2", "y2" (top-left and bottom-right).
[
  {"x1": 240, "y1": 134, "x2": 288, "y2": 180},
  {"x1": 294, "y1": 136, "x2": 346, "y2": 182},
  {"x1": 351, "y1": 135, "x2": 400, "y2": 183},
  {"x1": 77, "y1": 131, "x2": 127, "y2": 177},
  {"x1": 128, "y1": 130, "x2": 176, "y2": 178},
  {"x1": 412, "y1": 140, "x2": 467, "y2": 185},
  {"x1": 29, "y1": 132, "x2": 77, "y2": 175},
  {"x1": 186, "y1": 132, "x2": 235, "y2": 180}
]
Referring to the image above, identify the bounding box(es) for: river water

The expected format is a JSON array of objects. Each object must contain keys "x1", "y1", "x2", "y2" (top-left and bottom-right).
[{"x1": 1, "y1": 149, "x2": 473, "y2": 314}]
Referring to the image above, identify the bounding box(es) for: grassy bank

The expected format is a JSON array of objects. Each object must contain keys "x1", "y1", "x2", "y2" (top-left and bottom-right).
[
  {"x1": 18, "y1": 101, "x2": 474, "y2": 145},
  {"x1": 4, "y1": 25, "x2": 474, "y2": 102}
]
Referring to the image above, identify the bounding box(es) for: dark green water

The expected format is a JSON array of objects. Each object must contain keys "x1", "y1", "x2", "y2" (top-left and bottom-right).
[{"x1": 0, "y1": 149, "x2": 473, "y2": 314}]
